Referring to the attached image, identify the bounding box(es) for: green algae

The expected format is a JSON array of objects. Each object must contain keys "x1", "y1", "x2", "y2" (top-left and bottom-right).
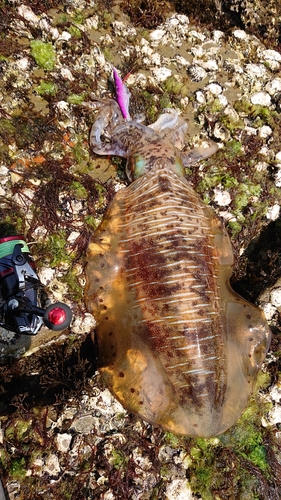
[
  {"x1": 70, "y1": 136, "x2": 90, "y2": 166},
  {"x1": 54, "y1": 13, "x2": 68, "y2": 24},
  {"x1": 162, "y1": 75, "x2": 189, "y2": 98},
  {"x1": 138, "y1": 90, "x2": 159, "y2": 122},
  {"x1": 84, "y1": 214, "x2": 99, "y2": 230},
  {"x1": 111, "y1": 449, "x2": 129, "y2": 469},
  {"x1": 164, "y1": 431, "x2": 181, "y2": 448},
  {"x1": 187, "y1": 370, "x2": 273, "y2": 499},
  {"x1": 159, "y1": 94, "x2": 174, "y2": 111},
  {"x1": 0, "y1": 213, "x2": 26, "y2": 236},
  {"x1": 220, "y1": 415, "x2": 270, "y2": 475},
  {"x1": 233, "y1": 182, "x2": 262, "y2": 212},
  {"x1": 229, "y1": 424, "x2": 268, "y2": 472},
  {"x1": 101, "y1": 47, "x2": 114, "y2": 63},
  {"x1": 12, "y1": 118, "x2": 41, "y2": 148},
  {"x1": 227, "y1": 220, "x2": 243, "y2": 236},
  {"x1": 98, "y1": 10, "x2": 115, "y2": 29},
  {"x1": 93, "y1": 183, "x2": 107, "y2": 209},
  {"x1": 62, "y1": 268, "x2": 83, "y2": 302},
  {"x1": 30, "y1": 40, "x2": 56, "y2": 71},
  {"x1": 35, "y1": 81, "x2": 58, "y2": 96},
  {"x1": 0, "y1": 118, "x2": 16, "y2": 142},
  {"x1": 221, "y1": 114, "x2": 244, "y2": 132},
  {"x1": 223, "y1": 371, "x2": 272, "y2": 475},
  {"x1": 0, "y1": 448, "x2": 8, "y2": 470},
  {"x1": 188, "y1": 428, "x2": 269, "y2": 499},
  {"x1": 224, "y1": 139, "x2": 243, "y2": 160},
  {"x1": 15, "y1": 419, "x2": 32, "y2": 442},
  {"x1": 36, "y1": 230, "x2": 84, "y2": 300},
  {"x1": 233, "y1": 100, "x2": 276, "y2": 128},
  {"x1": 193, "y1": 128, "x2": 278, "y2": 240},
  {"x1": 10, "y1": 457, "x2": 27, "y2": 480},
  {"x1": 70, "y1": 181, "x2": 88, "y2": 199},
  {"x1": 67, "y1": 93, "x2": 86, "y2": 105},
  {"x1": 233, "y1": 99, "x2": 253, "y2": 115},
  {"x1": 68, "y1": 25, "x2": 82, "y2": 38},
  {"x1": 219, "y1": 378, "x2": 272, "y2": 475},
  {"x1": 207, "y1": 97, "x2": 225, "y2": 114},
  {"x1": 250, "y1": 106, "x2": 272, "y2": 126},
  {"x1": 189, "y1": 438, "x2": 221, "y2": 499},
  {"x1": 72, "y1": 12, "x2": 84, "y2": 24},
  {"x1": 198, "y1": 164, "x2": 239, "y2": 192},
  {"x1": 43, "y1": 231, "x2": 74, "y2": 268}
]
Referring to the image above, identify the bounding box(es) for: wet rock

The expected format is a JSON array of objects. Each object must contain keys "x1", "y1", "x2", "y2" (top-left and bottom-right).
[{"x1": 174, "y1": 0, "x2": 280, "y2": 47}]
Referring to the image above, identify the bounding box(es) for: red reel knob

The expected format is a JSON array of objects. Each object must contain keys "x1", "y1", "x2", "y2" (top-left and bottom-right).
[
  {"x1": 48, "y1": 307, "x2": 67, "y2": 325},
  {"x1": 44, "y1": 302, "x2": 72, "y2": 331}
]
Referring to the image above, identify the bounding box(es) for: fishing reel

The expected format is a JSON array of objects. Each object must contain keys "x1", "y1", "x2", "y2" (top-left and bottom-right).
[{"x1": 0, "y1": 236, "x2": 72, "y2": 336}]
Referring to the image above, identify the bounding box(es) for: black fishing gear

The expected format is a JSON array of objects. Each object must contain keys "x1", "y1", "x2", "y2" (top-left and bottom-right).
[{"x1": 0, "y1": 236, "x2": 72, "y2": 336}]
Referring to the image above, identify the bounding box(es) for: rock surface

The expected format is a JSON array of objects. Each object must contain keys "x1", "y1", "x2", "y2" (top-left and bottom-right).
[{"x1": 175, "y1": 0, "x2": 281, "y2": 46}]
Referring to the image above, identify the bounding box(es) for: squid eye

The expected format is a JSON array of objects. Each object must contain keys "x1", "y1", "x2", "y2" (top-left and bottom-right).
[{"x1": 126, "y1": 154, "x2": 146, "y2": 181}]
